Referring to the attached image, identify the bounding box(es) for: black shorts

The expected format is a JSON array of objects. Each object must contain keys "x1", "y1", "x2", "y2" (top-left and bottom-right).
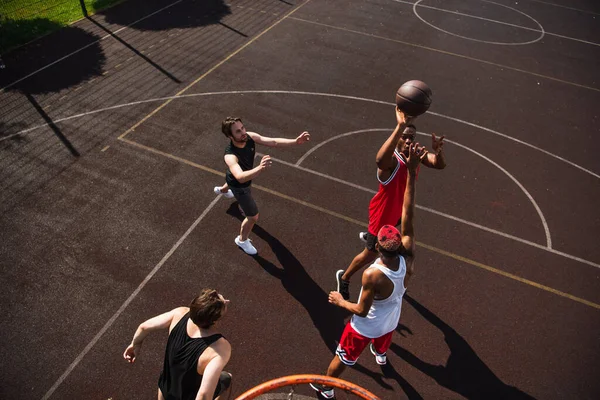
[
  {"x1": 231, "y1": 186, "x2": 258, "y2": 217},
  {"x1": 213, "y1": 371, "x2": 232, "y2": 399},
  {"x1": 364, "y1": 231, "x2": 378, "y2": 252}
]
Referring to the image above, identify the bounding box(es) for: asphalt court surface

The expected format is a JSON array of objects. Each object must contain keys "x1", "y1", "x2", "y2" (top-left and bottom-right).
[{"x1": 1, "y1": 0, "x2": 599, "y2": 399}]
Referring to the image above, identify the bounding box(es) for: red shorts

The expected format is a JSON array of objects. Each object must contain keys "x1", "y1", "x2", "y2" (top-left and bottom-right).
[{"x1": 335, "y1": 323, "x2": 393, "y2": 366}]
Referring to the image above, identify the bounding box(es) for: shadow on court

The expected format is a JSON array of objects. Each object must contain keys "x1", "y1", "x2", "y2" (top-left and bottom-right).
[
  {"x1": 226, "y1": 203, "x2": 422, "y2": 397},
  {"x1": 226, "y1": 203, "x2": 349, "y2": 352},
  {"x1": 0, "y1": 23, "x2": 106, "y2": 215},
  {"x1": 392, "y1": 295, "x2": 536, "y2": 400},
  {"x1": 96, "y1": 0, "x2": 239, "y2": 34}
]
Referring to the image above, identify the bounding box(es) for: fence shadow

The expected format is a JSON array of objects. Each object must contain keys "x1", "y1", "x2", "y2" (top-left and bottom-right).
[{"x1": 95, "y1": 0, "x2": 234, "y2": 32}]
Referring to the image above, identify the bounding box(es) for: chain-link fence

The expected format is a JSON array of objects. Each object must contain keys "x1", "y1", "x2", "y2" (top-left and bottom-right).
[{"x1": 0, "y1": 0, "x2": 123, "y2": 53}]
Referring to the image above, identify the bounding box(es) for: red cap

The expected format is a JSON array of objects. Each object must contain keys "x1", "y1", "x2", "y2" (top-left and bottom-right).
[{"x1": 377, "y1": 225, "x2": 402, "y2": 252}]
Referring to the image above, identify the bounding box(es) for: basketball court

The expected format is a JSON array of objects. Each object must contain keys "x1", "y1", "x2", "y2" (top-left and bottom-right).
[{"x1": 0, "y1": 0, "x2": 599, "y2": 399}]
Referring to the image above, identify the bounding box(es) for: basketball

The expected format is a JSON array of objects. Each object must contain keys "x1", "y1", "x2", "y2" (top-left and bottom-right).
[{"x1": 395, "y1": 80, "x2": 432, "y2": 116}]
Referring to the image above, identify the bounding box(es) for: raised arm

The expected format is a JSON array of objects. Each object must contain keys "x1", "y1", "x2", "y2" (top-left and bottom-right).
[
  {"x1": 123, "y1": 307, "x2": 188, "y2": 363},
  {"x1": 328, "y1": 268, "x2": 377, "y2": 317},
  {"x1": 376, "y1": 108, "x2": 413, "y2": 171},
  {"x1": 195, "y1": 340, "x2": 232, "y2": 400},
  {"x1": 224, "y1": 153, "x2": 272, "y2": 184},
  {"x1": 400, "y1": 143, "x2": 427, "y2": 252},
  {"x1": 420, "y1": 133, "x2": 446, "y2": 169},
  {"x1": 247, "y1": 131, "x2": 310, "y2": 148}
]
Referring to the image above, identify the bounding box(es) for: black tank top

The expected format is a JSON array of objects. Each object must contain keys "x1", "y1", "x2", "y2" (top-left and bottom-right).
[
  {"x1": 158, "y1": 313, "x2": 223, "y2": 400},
  {"x1": 224, "y1": 137, "x2": 255, "y2": 188}
]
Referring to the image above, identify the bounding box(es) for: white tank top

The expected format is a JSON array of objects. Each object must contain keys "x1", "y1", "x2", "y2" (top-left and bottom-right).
[{"x1": 350, "y1": 257, "x2": 407, "y2": 338}]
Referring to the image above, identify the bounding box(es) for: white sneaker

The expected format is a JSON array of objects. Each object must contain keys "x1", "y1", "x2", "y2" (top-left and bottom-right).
[
  {"x1": 214, "y1": 186, "x2": 234, "y2": 199},
  {"x1": 359, "y1": 231, "x2": 368, "y2": 243},
  {"x1": 370, "y1": 342, "x2": 387, "y2": 365},
  {"x1": 235, "y1": 236, "x2": 257, "y2": 255}
]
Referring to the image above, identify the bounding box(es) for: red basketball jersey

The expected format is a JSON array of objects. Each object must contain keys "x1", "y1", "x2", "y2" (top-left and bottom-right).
[{"x1": 367, "y1": 151, "x2": 413, "y2": 235}]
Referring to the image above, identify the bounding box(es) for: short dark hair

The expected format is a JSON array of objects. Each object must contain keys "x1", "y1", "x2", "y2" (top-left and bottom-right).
[
  {"x1": 405, "y1": 124, "x2": 416, "y2": 130},
  {"x1": 189, "y1": 289, "x2": 227, "y2": 328},
  {"x1": 221, "y1": 117, "x2": 242, "y2": 138}
]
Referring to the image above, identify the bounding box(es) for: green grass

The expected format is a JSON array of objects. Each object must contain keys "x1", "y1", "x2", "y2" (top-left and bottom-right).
[{"x1": 0, "y1": 0, "x2": 125, "y2": 53}]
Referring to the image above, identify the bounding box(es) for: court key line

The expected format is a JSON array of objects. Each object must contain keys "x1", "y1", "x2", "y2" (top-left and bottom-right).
[
  {"x1": 287, "y1": 17, "x2": 600, "y2": 93},
  {"x1": 41, "y1": 195, "x2": 223, "y2": 400},
  {"x1": 294, "y1": 128, "x2": 552, "y2": 249},
  {"x1": 117, "y1": 136, "x2": 600, "y2": 310}
]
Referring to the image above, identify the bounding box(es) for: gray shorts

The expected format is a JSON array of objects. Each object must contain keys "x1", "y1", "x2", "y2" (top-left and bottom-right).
[{"x1": 231, "y1": 186, "x2": 258, "y2": 217}]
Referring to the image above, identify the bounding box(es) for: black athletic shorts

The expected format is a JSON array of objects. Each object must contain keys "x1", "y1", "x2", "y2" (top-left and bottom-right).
[
  {"x1": 231, "y1": 186, "x2": 258, "y2": 217},
  {"x1": 213, "y1": 371, "x2": 232, "y2": 399}
]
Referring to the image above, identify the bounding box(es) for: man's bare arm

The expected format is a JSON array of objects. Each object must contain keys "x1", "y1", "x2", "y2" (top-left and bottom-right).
[
  {"x1": 123, "y1": 307, "x2": 187, "y2": 363},
  {"x1": 328, "y1": 269, "x2": 377, "y2": 317},
  {"x1": 247, "y1": 131, "x2": 310, "y2": 148},
  {"x1": 420, "y1": 133, "x2": 446, "y2": 169},
  {"x1": 195, "y1": 341, "x2": 232, "y2": 400},
  {"x1": 400, "y1": 143, "x2": 427, "y2": 251},
  {"x1": 376, "y1": 108, "x2": 412, "y2": 171},
  {"x1": 224, "y1": 154, "x2": 271, "y2": 183}
]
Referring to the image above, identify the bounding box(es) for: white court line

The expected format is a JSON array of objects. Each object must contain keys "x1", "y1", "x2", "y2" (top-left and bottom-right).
[
  {"x1": 521, "y1": 0, "x2": 600, "y2": 16},
  {"x1": 3, "y1": 90, "x2": 598, "y2": 181},
  {"x1": 0, "y1": 0, "x2": 185, "y2": 92},
  {"x1": 40, "y1": 195, "x2": 221, "y2": 400},
  {"x1": 260, "y1": 152, "x2": 600, "y2": 270},
  {"x1": 392, "y1": 0, "x2": 600, "y2": 47},
  {"x1": 413, "y1": 0, "x2": 545, "y2": 45},
  {"x1": 296, "y1": 128, "x2": 551, "y2": 249}
]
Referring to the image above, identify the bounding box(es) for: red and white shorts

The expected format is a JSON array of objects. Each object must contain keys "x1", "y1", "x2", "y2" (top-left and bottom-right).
[{"x1": 335, "y1": 323, "x2": 393, "y2": 366}]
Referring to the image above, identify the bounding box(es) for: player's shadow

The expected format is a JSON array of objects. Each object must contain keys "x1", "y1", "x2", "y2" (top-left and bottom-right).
[
  {"x1": 94, "y1": 0, "x2": 242, "y2": 35},
  {"x1": 226, "y1": 203, "x2": 421, "y2": 395},
  {"x1": 391, "y1": 295, "x2": 536, "y2": 399},
  {"x1": 226, "y1": 203, "x2": 348, "y2": 352}
]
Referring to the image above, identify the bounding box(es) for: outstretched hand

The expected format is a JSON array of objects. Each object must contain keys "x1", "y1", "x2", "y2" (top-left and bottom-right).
[
  {"x1": 407, "y1": 142, "x2": 428, "y2": 172},
  {"x1": 396, "y1": 107, "x2": 416, "y2": 127},
  {"x1": 123, "y1": 343, "x2": 140, "y2": 363},
  {"x1": 431, "y1": 133, "x2": 445, "y2": 154},
  {"x1": 296, "y1": 131, "x2": 311, "y2": 144}
]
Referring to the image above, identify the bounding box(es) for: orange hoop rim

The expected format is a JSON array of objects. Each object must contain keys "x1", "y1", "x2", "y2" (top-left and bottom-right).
[{"x1": 235, "y1": 374, "x2": 381, "y2": 400}]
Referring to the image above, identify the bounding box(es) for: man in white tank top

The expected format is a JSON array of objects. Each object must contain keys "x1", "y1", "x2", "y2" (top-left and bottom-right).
[{"x1": 311, "y1": 143, "x2": 425, "y2": 400}]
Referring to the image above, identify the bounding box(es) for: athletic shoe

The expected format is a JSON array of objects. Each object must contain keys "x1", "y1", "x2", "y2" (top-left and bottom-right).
[
  {"x1": 213, "y1": 186, "x2": 234, "y2": 199},
  {"x1": 310, "y1": 383, "x2": 336, "y2": 399},
  {"x1": 370, "y1": 342, "x2": 387, "y2": 365},
  {"x1": 235, "y1": 236, "x2": 257, "y2": 255},
  {"x1": 336, "y1": 269, "x2": 350, "y2": 300},
  {"x1": 359, "y1": 232, "x2": 368, "y2": 243}
]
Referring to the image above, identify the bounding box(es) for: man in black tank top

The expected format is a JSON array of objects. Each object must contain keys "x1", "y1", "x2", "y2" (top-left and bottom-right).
[
  {"x1": 124, "y1": 289, "x2": 232, "y2": 400},
  {"x1": 214, "y1": 117, "x2": 311, "y2": 255}
]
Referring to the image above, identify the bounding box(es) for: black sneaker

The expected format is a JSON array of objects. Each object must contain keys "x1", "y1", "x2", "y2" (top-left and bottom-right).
[
  {"x1": 310, "y1": 382, "x2": 336, "y2": 399},
  {"x1": 336, "y1": 269, "x2": 350, "y2": 300}
]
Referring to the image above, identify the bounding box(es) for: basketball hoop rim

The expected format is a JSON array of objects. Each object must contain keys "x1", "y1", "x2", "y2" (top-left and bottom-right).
[{"x1": 235, "y1": 374, "x2": 381, "y2": 400}]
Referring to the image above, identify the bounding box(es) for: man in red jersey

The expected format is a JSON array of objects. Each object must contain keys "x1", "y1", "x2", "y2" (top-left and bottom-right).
[{"x1": 335, "y1": 107, "x2": 446, "y2": 300}]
